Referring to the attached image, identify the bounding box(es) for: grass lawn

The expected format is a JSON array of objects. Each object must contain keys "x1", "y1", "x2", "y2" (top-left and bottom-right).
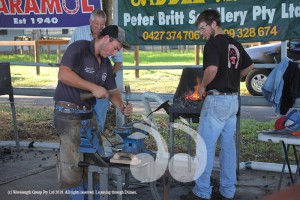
[
  {"x1": 0, "y1": 104, "x2": 283, "y2": 163},
  {"x1": 0, "y1": 50, "x2": 251, "y2": 95}
]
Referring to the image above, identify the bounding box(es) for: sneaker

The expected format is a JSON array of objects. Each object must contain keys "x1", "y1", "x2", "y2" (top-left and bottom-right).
[{"x1": 180, "y1": 191, "x2": 210, "y2": 200}]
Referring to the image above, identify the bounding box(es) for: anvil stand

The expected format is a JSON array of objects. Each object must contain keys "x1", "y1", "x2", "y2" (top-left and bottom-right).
[
  {"x1": 79, "y1": 88, "x2": 161, "y2": 200},
  {"x1": 0, "y1": 62, "x2": 19, "y2": 151}
]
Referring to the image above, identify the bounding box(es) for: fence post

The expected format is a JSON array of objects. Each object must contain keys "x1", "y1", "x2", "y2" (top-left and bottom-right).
[
  {"x1": 34, "y1": 40, "x2": 40, "y2": 75},
  {"x1": 57, "y1": 44, "x2": 61, "y2": 63},
  {"x1": 134, "y1": 45, "x2": 140, "y2": 78}
]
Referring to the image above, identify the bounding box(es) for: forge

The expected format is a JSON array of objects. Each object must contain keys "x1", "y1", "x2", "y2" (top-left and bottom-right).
[{"x1": 170, "y1": 67, "x2": 204, "y2": 123}]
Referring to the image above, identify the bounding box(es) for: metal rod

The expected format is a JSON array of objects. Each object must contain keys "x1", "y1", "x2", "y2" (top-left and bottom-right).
[
  {"x1": 9, "y1": 94, "x2": 19, "y2": 152},
  {"x1": 282, "y1": 143, "x2": 294, "y2": 185},
  {"x1": 187, "y1": 118, "x2": 192, "y2": 172}
]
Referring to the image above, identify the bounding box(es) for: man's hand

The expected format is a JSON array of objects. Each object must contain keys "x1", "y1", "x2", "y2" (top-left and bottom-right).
[
  {"x1": 113, "y1": 62, "x2": 122, "y2": 74},
  {"x1": 91, "y1": 86, "x2": 109, "y2": 99},
  {"x1": 198, "y1": 85, "x2": 206, "y2": 99},
  {"x1": 123, "y1": 103, "x2": 133, "y2": 116}
]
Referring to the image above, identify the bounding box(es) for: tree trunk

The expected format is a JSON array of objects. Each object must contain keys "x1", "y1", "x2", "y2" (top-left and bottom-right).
[
  {"x1": 102, "y1": 1, "x2": 113, "y2": 25},
  {"x1": 134, "y1": 46, "x2": 140, "y2": 78}
]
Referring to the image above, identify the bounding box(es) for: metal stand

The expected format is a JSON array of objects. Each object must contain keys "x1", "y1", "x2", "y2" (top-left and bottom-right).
[
  {"x1": 169, "y1": 107, "x2": 201, "y2": 160},
  {"x1": 278, "y1": 142, "x2": 300, "y2": 191},
  {"x1": 164, "y1": 107, "x2": 201, "y2": 199},
  {"x1": 9, "y1": 93, "x2": 19, "y2": 151},
  {"x1": 0, "y1": 62, "x2": 19, "y2": 151},
  {"x1": 258, "y1": 130, "x2": 300, "y2": 191},
  {"x1": 236, "y1": 90, "x2": 241, "y2": 176},
  {"x1": 88, "y1": 165, "x2": 125, "y2": 200},
  {"x1": 86, "y1": 162, "x2": 160, "y2": 200}
]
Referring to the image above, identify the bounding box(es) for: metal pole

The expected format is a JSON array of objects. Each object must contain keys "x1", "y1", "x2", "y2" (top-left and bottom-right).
[
  {"x1": 113, "y1": 0, "x2": 118, "y2": 25},
  {"x1": 236, "y1": 88, "x2": 241, "y2": 175},
  {"x1": 9, "y1": 94, "x2": 20, "y2": 152},
  {"x1": 281, "y1": 40, "x2": 288, "y2": 59},
  {"x1": 113, "y1": 0, "x2": 125, "y2": 127},
  {"x1": 187, "y1": 118, "x2": 192, "y2": 172}
]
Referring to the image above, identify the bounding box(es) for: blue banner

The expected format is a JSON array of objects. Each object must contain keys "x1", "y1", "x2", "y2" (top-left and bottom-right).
[{"x1": 0, "y1": 0, "x2": 102, "y2": 28}]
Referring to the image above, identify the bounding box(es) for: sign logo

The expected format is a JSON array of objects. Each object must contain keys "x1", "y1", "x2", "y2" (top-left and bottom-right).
[
  {"x1": 0, "y1": 0, "x2": 102, "y2": 28},
  {"x1": 228, "y1": 44, "x2": 240, "y2": 69},
  {"x1": 129, "y1": 117, "x2": 207, "y2": 183},
  {"x1": 102, "y1": 73, "x2": 107, "y2": 81}
]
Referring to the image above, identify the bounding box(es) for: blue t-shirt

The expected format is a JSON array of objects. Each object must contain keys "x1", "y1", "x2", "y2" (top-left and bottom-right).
[{"x1": 54, "y1": 40, "x2": 117, "y2": 107}]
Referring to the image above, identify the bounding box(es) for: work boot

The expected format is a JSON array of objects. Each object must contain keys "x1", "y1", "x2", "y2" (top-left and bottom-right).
[
  {"x1": 180, "y1": 191, "x2": 210, "y2": 200},
  {"x1": 221, "y1": 196, "x2": 233, "y2": 200}
]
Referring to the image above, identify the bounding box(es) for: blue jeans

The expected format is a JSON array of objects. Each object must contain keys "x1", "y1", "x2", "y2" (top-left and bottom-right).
[
  {"x1": 67, "y1": 182, "x2": 100, "y2": 200},
  {"x1": 193, "y1": 94, "x2": 238, "y2": 199},
  {"x1": 93, "y1": 98, "x2": 110, "y2": 134}
]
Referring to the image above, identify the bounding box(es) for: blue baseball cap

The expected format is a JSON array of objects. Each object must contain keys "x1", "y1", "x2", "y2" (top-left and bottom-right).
[{"x1": 284, "y1": 109, "x2": 300, "y2": 131}]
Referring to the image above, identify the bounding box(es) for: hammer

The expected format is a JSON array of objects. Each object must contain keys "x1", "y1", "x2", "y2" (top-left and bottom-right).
[
  {"x1": 80, "y1": 92, "x2": 94, "y2": 102},
  {"x1": 124, "y1": 85, "x2": 131, "y2": 124}
]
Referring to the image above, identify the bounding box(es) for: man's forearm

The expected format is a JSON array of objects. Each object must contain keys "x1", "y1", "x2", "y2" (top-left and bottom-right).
[
  {"x1": 113, "y1": 62, "x2": 122, "y2": 74},
  {"x1": 58, "y1": 65, "x2": 98, "y2": 92},
  {"x1": 108, "y1": 89, "x2": 124, "y2": 112},
  {"x1": 240, "y1": 64, "x2": 254, "y2": 78}
]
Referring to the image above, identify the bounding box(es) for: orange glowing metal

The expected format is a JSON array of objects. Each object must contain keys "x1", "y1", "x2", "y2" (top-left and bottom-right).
[{"x1": 185, "y1": 77, "x2": 201, "y2": 100}]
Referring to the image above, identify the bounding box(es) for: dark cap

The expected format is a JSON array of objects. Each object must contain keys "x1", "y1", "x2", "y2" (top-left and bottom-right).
[{"x1": 100, "y1": 25, "x2": 131, "y2": 50}]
